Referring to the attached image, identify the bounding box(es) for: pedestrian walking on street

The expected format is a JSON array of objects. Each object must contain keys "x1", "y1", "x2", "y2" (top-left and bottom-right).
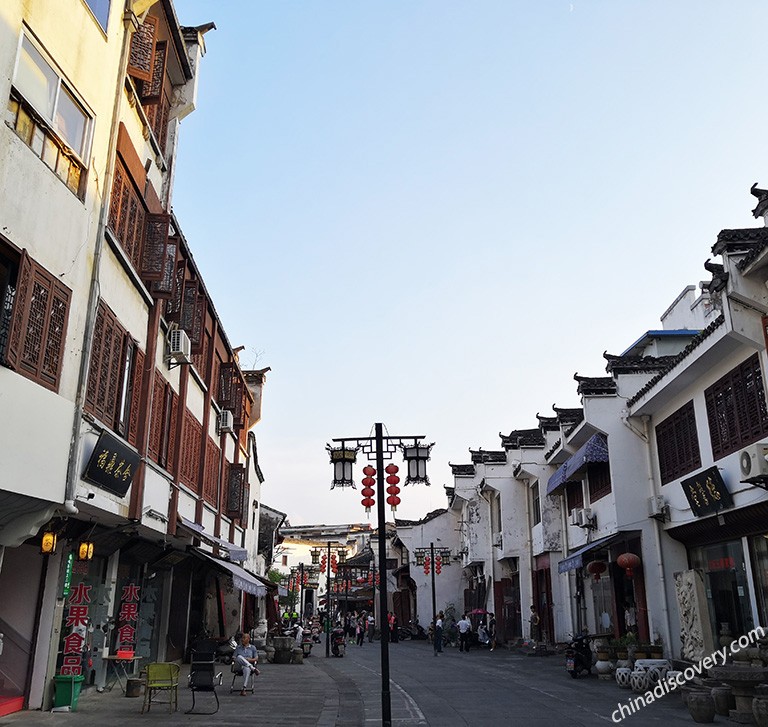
[
  {"x1": 388, "y1": 611, "x2": 398, "y2": 643},
  {"x1": 488, "y1": 613, "x2": 497, "y2": 652},
  {"x1": 529, "y1": 605, "x2": 541, "y2": 643},
  {"x1": 367, "y1": 612, "x2": 375, "y2": 642},
  {"x1": 356, "y1": 614, "x2": 366, "y2": 646},
  {"x1": 457, "y1": 613, "x2": 472, "y2": 652},
  {"x1": 433, "y1": 611, "x2": 444, "y2": 655}
]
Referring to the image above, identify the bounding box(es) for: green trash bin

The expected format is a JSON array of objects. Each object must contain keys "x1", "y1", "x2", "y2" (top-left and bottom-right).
[{"x1": 53, "y1": 675, "x2": 85, "y2": 711}]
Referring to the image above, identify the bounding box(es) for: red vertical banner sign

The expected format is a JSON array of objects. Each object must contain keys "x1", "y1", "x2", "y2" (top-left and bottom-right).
[
  {"x1": 61, "y1": 583, "x2": 92, "y2": 675},
  {"x1": 116, "y1": 583, "x2": 141, "y2": 655}
]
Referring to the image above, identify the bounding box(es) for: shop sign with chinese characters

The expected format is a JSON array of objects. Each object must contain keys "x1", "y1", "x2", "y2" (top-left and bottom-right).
[
  {"x1": 116, "y1": 583, "x2": 141, "y2": 653},
  {"x1": 60, "y1": 582, "x2": 91, "y2": 675},
  {"x1": 82, "y1": 430, "x2": 141, "y2": 497},
  {"x1": 680, "y1": 466, "x2": 734, "y2": 517}
]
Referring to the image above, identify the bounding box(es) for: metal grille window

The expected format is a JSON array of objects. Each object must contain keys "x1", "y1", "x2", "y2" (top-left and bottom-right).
[
  {"x1": 705, "y1": 353, "x2": 768, "y2": 460},
  {"x1": 655, "y1": 400, "x2": 701, "y2": 484},
  {"x1": 587, "y1": 462, "x2": 612, "y2": 502},
  {"x1": 1, "y1": 246, "x2": 71, "y2": 392},
  {"x1": 565, "y1": 481, "x2": 584, "y2": 513}
]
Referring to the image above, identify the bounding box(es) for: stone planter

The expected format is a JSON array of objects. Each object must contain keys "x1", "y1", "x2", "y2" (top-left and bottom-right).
[
  {"x1": 595, "y1": 653, "x2": 613, "y2": 680},
  {"x1": 680, "y1": 685, "x2": 709, "y2": 708},
  {"x1": 711, "y1": 684, "x2": 733, "y2": 717},
  {"x1": 264, "y1": 646, "x2": 275, "y2": 663},
  {"x1": 291, "y1": 647, "x2": 304, "y2": 665},
  {"x1": 753, "y1": 684, "x2": 768, "y2": 727},
  {"x1": 615, "y1": 667, "x2": 632, "y2": 689},
  {"x1": 687, "y1": 691, "x2": 716, "y2": 723}
]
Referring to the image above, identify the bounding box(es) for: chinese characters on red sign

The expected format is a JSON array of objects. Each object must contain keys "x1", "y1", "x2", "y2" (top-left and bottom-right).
[{"x1": 60, "y1": 583, "x2": 92, "y2": 676}]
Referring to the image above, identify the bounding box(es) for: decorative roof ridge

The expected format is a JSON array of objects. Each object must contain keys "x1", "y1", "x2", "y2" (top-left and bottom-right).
[
  {"x1": 449, "y1": 463, "x2": 475, "y2": 476},
  {"x1": 626, "y1": 314, "x2": 726, "y2": 406},
  {"x1": 499, "y1": 428, "x2": 546, "y2": 449},
  {"x1": 574, "y1": 374, "x2": 617, "y2": 396},
  {"x1": 395, "y1": 508, "x2": 447, "y2": 527},
  {"x1": 469, "y1": 450, "x2": 507, "y2": 464},
  {"x1": 544, "y1": 438, "x2": 561, "y2": 460},
  {"x1": 536, "y1": 414, "x2": 560, "y2": 431}
]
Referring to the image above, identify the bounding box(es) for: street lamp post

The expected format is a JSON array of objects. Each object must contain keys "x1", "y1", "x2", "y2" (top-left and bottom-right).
[{"x1": 328, "y1": 423, "x2": 432, "y2": 727}]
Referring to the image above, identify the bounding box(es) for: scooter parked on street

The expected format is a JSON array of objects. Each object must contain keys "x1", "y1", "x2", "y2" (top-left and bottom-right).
[
  {"x1": 331, "y1": 626, "x2": 346, "y2": 657},
  {"x1": 565, "y1": 631, "x2": 592, "y2": 678}
]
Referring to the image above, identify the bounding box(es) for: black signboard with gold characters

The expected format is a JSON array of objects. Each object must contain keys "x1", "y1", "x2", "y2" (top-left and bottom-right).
[
  {"x1": 83, "y1": 430, "x2": 140, "y2": 497},
  {"x1": 680, "y1": 466, "x2": 733, "y2": 518}
]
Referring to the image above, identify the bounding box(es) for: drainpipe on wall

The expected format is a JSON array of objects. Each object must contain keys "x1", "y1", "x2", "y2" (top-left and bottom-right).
[
  {"x1": 642, "y1": 415, "x2": 673, "y2": 656},
  {"x1": 63, "y1": 8, "x2": 137, "y2": 514}
]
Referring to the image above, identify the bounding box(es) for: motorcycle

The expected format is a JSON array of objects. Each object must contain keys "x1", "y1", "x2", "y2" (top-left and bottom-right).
[
  {"x1": 565, "y1": 632, "x2": 592, "y2": 678},
  {"x1": 398, "y1": 620, "x2": 428, "y2": 641},
  {"x1": 331, "y1": 626, "x2": 346, "y2": 657}
]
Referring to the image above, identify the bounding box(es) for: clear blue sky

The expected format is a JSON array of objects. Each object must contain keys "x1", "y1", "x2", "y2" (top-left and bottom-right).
[{"x1": 173, "y1": 0, "x2": 768, "y2": 525}]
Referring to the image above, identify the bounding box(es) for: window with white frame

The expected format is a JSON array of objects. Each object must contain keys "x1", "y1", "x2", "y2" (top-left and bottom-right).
[
  {"x1": 83, "y1": 0, "x2": 111, "y2": 31},
  {"x1": 8, "y1": 32, "x2": 92, "y2": 195}
]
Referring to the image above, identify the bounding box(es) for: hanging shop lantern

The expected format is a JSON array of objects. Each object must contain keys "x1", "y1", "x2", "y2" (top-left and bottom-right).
[
  {"x1": 402, "y1": 443, "x2": 434, "y2": 485},
  {"x1": 385, "y1": 463, "x2": 401, "y2": 511},
  {"x1": 331, "y1": 553, "x2": 338, "y2": 573},
  {"x1": 328, "y1": 445, "x2": 358, "y2": 489},
  {"x1": 435, "y1": 555, "x2": 442, "y2": 575},
  {"x1": 41, "y1": 530, "x2": 58, "y2": 555},
  {"x1": 320, "y1": 553, "x2": 327, "y2": 571},
  {"x1": 586, "y1": 560, "x2": 607, "y2": 582},
  {"x1": 423, "y1": 555, "x2": 431, "y2": 575},
  {"x1": 77, "y1": 540, "x2": 94, "y2": 561},
  {"x1": 616, "y1": 552, "x2": 641, "y2": 578}
]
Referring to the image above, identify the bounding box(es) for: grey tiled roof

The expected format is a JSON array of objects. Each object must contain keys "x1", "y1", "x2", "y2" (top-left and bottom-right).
[
  {"x1": 395, "y1": 508, "x2": 447, "y2": 527},
  {"x1": 626, "y1": 314, "x2": 726, "y2": 406},
  {"x1": 450, "y1": 463, "x2": 475, "y2": 476},
  {"x1": 536, "y1": 414, "x2": 560, "y2": 431},
  {"x1": 499, "y1": 428, "x2": 546, "y2": 449},
  {"x1": 574, "y1": 375, "x2": 617, "y2": 396},
  {"x1": 470, "y1": 450, "x2": 507, "y2": 464},
  {"x1": 544, "y1": 438, "x2": 562, "y2": 460},
  {"x1": 604, "y1": 354, "x2": 678, "y2": 375}
]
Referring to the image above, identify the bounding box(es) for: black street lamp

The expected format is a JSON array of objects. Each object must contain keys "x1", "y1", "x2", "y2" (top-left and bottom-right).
[
  {"x1": 322, "y1": 542, "x2": 346, "y2": 658},
  {"x1": 327, "y1": 423, "x2": 432, "y2": 727}
]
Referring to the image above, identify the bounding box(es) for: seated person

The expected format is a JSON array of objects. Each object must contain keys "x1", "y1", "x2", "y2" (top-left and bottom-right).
[{"x1": 234, "y1": 632, "x2": 259, "y2": 695}]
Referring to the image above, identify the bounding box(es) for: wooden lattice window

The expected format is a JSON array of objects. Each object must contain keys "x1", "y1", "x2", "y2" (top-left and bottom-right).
[
  {"x1": 203, "y1": 437, "x2": 221, "y2": 506},
  {"x1": 127, "y1": 15, "x2": 157, "y2": 83},
  {"x1": 587, "y1": 462, "x2": 612, "y2": 503},
  {"x1": 148, "y1": 370, "x2": 175, "y2": 467},
  {"x1": 226, "y1": 463, "x2": 246, "y2": 519},
  {"x1": 180, "y1": 408, "x2": 202, "y2": 491},
  {"x1": 4, "y1": 250, "x2": 71, "y2": 392},
  {"x1": 108, "y1": 159, "x2": 146, "y2": 272},
  {"x1": 84, "y1": 301, "x2": 142, "y2": 437},
  {"x1": 705, "y1": 353, "x2": 768, "y2": 460},
  {"x1": 656, "y1": 400, "x2": 701, "y2": 485},
  {"x1": 565, "y1": 481, "x2": 584, "y2": 513}
]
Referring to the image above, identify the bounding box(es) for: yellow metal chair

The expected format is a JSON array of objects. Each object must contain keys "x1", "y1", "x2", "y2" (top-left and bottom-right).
[{"x1": 141, "y1": 662, "x2": 180, "y2": 713}]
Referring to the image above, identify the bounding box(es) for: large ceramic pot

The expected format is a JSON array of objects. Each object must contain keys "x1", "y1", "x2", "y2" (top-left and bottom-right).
[
  {"x1": 687, "y1": 691, "x2": 716, "y2": 724},
  {"x1": 595, "y1": 653, "x2": 613, "y2": 680},
  {"x1": 753, "y1": 683, "x2": 768, "y2": 727}
]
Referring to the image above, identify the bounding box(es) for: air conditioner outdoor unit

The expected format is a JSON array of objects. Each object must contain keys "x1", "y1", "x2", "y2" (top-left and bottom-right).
[
  {"x1": 217, "y1": 409, "x2": 234, "y2": 434},
  {"x1": 739, "y1": 443, "x2": 768, "y2": 479},
  {"x1": 167, "y1": 328, "x2": 191, "y2": 363},
  {"x1": 569, "y1": 508, "x2": 582, "y2": 527},
  {"x1": 578, "y1": 508, "x2": 593, "y2": 528},
  {"x1": 648, "y1": 494, "x2": 666, "y2": 518}
]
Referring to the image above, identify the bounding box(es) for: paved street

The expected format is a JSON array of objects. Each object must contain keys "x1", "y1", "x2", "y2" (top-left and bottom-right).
[{"x1": 1, "y1": 639, "x2": 695, "y2": 726}]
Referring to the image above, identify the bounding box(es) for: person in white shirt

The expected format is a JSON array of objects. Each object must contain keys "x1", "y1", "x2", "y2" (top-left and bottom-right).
[
  {"x1": 433, "y1": 611, "x2": 444, "y2": 655},
  {"x1": 457, "y1": 614, "x2": 472, "y2": 652},
  {"x1": 367, "y1": 613, "x2": 375, "y2": 643}
]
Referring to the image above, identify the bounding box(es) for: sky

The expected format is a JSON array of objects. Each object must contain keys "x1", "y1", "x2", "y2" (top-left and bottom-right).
[{"x1": 171, "y1": 0, "x2": 768, "y2": 526}]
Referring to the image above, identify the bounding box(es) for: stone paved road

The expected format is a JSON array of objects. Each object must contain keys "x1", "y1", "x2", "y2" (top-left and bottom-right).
[{"x1": 1, "y1": 639, "x2": 696, "y2": 726}]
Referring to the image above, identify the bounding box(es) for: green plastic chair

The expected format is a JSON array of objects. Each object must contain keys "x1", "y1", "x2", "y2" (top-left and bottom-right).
[{"x1": 141, "y1": 662, "x2": 180, "y2": 713}]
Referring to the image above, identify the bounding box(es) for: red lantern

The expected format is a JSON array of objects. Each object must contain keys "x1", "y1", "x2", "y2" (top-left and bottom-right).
[
  {"x1": 363, "y1": 466, "x2": 376, "y2": 477},
  {"x1": 320, "y1": 554, "x2": 327, "y2": 571},
  {"x1": 385, "y1": 464, "x2": 399, "y2": 474},
  {"x1": 362, "y1": 477, "x2": 376, "y2": 488},
  {"x1": 435, "y1": 555, "x2": 442, "y2": 575},
  {"x1": 386, "y1": 495, "x2": 401, "y2": 507},
  {"x1": 362, "y1": 497, "x2": 375, "y2": 511},
  {"x1": 586, "y1": 560, "x2": 607, "y2": 582},
  {"x1": 424, "y1": 555, "x2": 431, "y2": 575},
  {"x1": 386, "y1": 474, "x2": 400, "y2": 485},
  {"x1": 616, "y1": 552, "x2": 641, "y2": 578},
  {"x1": 375, "y1": 573, "x2": 380, "y2": 586}
]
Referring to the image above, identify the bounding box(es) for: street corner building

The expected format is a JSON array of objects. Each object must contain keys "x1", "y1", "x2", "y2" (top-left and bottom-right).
[
  {"x1": 0, "y1": 0, "x2": 278, "y2": 716},
  {"x1": 394, "y1": 184, "x2": 768, "y2": 666}
]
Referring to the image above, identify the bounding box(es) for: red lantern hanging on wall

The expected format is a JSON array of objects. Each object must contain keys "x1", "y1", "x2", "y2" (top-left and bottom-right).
[
  {"x1": 361, "y1": 466, "x2": 376, "y2": 514},
  {"x1": 586, "y1": 560, "x2": 607, "y2": 582},
  {"x1": 616, "y1": 552, "x2": 641, "y2": 578}
]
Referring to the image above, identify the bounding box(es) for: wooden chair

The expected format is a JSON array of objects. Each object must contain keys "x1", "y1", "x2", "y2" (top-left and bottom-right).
[{"x1": 141, "y1": 662, "x2": 180, "y2": 713}]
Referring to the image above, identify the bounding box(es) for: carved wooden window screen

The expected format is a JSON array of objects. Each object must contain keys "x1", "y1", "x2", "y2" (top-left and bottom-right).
[
  {"x1": 656, "y1": 400, "x2": 701, "y2": 485},
  {"x1": 706, "y1": 353, "x2": 768, "y2": 460},
  {"x1": 226, "y1": 463, "x2": 246, "y2": 519},
  {"x1": 148, "y1": 370, "x2": 174, "y2": 466},
  {"x1": 180, "y1": 408, "x2": 202, "y2": 491},
  {"x1": 587, "y1": 462, "x2": 612, "y2": 502},
  {"x1": 203, "y1": 437, "x2": 221, "y2": 506},
  {"x1": 4, "y1": 250, "x2": 71, "y2": 392}
]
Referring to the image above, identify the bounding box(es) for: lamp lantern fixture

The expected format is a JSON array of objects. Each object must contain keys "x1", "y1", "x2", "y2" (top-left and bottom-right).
[
  {"x1": 41, "y1": 530, "x2": 57, "y2": 555},
  {"x1": 402, "y1": 443, "x2": 434, "y2": 485},
  {"x1": 78, "y1": 540, "x2": 94, "y2": 561}
]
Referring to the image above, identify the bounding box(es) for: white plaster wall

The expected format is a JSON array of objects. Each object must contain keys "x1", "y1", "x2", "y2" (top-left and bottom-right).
[
  {"x1": 0, "y1": 368, "x2": 73, "y2": 502},
  {"x1": 178, "y1": 489, "x2": 196, "y2": 521}
]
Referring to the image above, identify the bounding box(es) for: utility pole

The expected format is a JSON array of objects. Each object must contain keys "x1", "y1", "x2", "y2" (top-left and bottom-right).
[{"x1": 430, "y1": 541, "x2": 436, "y2": 633}]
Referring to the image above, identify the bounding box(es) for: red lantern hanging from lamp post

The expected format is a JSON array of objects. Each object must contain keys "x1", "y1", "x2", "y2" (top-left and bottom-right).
[
  {"x1": 586, "y1": 560, "x2": 607, "y2": 582},
  {"x1": 361, "y1": 465, "x2": 376, "y2": 514},
  {"x1": 616, "y1": 552, "x2": 641, "y2": 578},
  {"x1": 385, "y1": 463, "x2": 401, "y2": 512}
]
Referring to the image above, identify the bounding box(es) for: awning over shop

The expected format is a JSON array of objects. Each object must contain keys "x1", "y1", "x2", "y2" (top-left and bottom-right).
[
  {"x1": 178, "y1": 515, "x2": 247, "y2": 561},
  {"x1": 546, "y1": 433, "x2": 609, "y2": 496},
  {"x1": 557, "y1": 533, "x2": 617, "y2": 574},
  {"x1": 193, "y1": 549, "x2": 267, "y2": 596}
]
